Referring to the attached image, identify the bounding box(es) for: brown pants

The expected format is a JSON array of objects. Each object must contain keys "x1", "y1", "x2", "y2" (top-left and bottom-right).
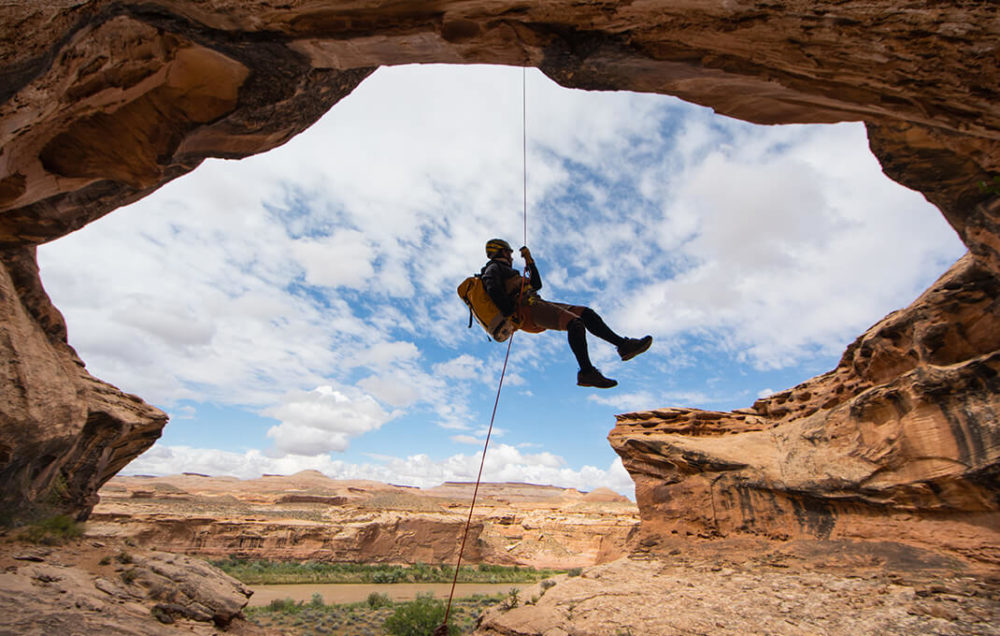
[{"x1": 517, "y1": 295, "x2": 584, "y2": 333}]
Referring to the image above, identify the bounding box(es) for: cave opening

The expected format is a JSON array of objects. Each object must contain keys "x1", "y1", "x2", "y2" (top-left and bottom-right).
[{"x1": 34, "y1": 63, "x2": 966, "y2": 498}]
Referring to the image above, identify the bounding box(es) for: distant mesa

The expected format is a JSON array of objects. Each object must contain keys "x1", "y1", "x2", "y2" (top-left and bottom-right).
[
  {"x1": 91, "y1": 474, "x2": 639, "y2": 570},
  {"x1": 582, "y1": 488, "x2": 630, "y2": 503}
]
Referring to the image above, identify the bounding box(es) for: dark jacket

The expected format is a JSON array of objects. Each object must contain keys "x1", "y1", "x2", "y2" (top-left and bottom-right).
[{"x1": 481, "y1": 257, "x2": 542, "y2": 317}]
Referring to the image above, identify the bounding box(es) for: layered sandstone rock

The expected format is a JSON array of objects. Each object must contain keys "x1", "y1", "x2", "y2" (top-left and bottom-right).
[
  {"x1": 88, "y1": 472, "x2": 639, "y2": 570},
  {"x1": 1, "y1": 1, "x2": 996, "y2": 247},
  {"x1": 0, "y1": 245, "x2": 167, "y2": 523},
  {"x1": 0, "y1": 0, "x2": 998, "y2": 551},
  {"x1": 477, "y1": 548, "x2": 1000, "y2": 635},
  {"x1": 609, "y1": 251, "x2": 1000, "y2": 564},
  {"x1": 0, "y1": 539, "x2": 262, "y2": 635}
]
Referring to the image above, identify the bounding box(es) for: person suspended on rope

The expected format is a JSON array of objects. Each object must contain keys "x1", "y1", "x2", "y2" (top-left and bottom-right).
[{"x1": 479, "y1": 238, "x2": 652, "y2": 389}]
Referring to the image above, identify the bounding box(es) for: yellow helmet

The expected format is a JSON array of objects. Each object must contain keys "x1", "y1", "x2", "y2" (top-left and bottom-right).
[{"x1": 485, "y1": 238, "x2": 513, "y2": 258}]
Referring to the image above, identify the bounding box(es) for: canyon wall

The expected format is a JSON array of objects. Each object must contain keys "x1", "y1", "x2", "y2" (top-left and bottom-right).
[
  {"x1": 0, "y1": 1, "x2": 998, "y2": 548},
  {"x1": 88, "y1": 473, "x2": 639, "y2": 569},
  {"x1": 609, "y1": 251, "x2": 1000, "y2": 564}
]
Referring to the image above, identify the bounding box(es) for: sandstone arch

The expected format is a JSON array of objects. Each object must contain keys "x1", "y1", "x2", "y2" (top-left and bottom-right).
[{"x1": 0, "y1": 1, "x2": 997, "y2": 561}]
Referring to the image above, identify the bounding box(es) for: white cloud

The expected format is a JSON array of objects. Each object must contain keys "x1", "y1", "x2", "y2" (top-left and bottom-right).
[
  {"x1": 35, "y1": 63, "x2": 966, "y2": 494},
  {"x1": 610, "y1": 121, "x2": 964, "y2": 369},
  {"x1": 357, "y1": 372, "x2": 422, "y2": 407},
  {"x1": 588, "y1": 391, "x2": 663, "y2": 412},
  {"x1": 433, "y1": 354, "x2": 484, "y2": 380},
  {"x1": 354, "y1": 341, "x2": 422, "y2": 369},
  {"x1": 263, "y1": 385, "x2": 396, "y2": 455},
  {"x1": 291, "y1": 230, "x2": 375, "y2": 289},
  {"x1": 123, "y1": 442, "x2": 637, "y2": 498}
]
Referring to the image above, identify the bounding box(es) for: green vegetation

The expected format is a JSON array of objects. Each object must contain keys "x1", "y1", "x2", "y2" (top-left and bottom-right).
[
  {"x1": 247, "y1": 592, "x2": 501, "y2": 635},
  {"x1": 211, "y1": 558, "x2": 564, "y2": 585},
  {"x1": 16, "y1": 514, "x2": 82, "y2": 545},
  {"x1": 383, "y1": 593, "x2": 457, "y2": 636},
  {"x1": 979, "y1": 175, "x2": 1000, "y2": 195},
  {"x1": 43, "y1": 474, "x2": 70, "y2": 505},
  {"x1": 367, "y1": 592, "x2": 393, "y2": 609},
  {"x1": 502, "y1": 587, "x2": 519, "y2": 610}
]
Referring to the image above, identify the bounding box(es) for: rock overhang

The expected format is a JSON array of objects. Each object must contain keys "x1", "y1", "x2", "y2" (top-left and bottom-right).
[{"x1": 0, "y1": 2, "x2": 998, "y2": 558}]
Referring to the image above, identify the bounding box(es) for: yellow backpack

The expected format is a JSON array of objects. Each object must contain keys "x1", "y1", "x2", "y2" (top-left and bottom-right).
[{"x1": 457, "y1": 274, "x2": 516, "y2": 342}]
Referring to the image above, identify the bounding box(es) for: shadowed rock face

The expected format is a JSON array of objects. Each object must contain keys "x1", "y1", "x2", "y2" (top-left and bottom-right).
[{"x1": 0, "y1": 1, "x2": 998, "y2": 547}]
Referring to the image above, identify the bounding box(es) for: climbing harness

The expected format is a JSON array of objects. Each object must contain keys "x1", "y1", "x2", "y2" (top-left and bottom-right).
[{"x1": 440, "y1": 67, "x2": 529, "y2": 633}]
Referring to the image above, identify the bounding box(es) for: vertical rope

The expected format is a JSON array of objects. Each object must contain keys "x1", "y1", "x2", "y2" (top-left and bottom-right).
[
  {"x1": 440, "y1": 66, "x2": 530, "y2": 635},
  {"x1": 440, "y1": 334, "x2": 514, "y2": 629},
  {"x1": 522, "y1": 66, "x2": 528, "y2": 245}
]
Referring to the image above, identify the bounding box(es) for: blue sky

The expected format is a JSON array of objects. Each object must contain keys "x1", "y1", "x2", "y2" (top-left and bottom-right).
[{"x1": 37, "y1": 65, "x2": 965, "y2": 497}]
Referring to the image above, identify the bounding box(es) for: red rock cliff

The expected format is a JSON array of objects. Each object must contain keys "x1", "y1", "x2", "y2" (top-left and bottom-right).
[
  {"x1": 1, "y1": 2, "x2": 998, "y2": 539},
  {"x1": 609, "y1": 251, "x2": 1000, "y2": 564}
]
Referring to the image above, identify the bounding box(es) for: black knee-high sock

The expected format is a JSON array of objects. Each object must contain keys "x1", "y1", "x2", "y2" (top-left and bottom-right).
[
  {"x1": 581, "y1": 308, "x2": 626, "y2": 347},
  {"x1": 567, "y1": 319, "x2": 592, "y2": 370}
]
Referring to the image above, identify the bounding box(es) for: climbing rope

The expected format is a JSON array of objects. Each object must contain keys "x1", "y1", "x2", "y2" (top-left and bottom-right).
[{"x1": 440, "y1": 67, "x2": 529, "y2": 633}]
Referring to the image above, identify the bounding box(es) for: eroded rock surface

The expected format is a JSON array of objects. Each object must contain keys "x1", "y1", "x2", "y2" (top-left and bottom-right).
[
  {"x1": 88, "y1": 472, "x2": 639, "y2": 570},
  {"x1": 476, "y1": 545, "x2": 1000, "y2": 636},
  {"x1": 0, "y1": 245, "x2": 167, "y2": 523},
  {"x1": 610, "y1": 252, "x2": 1000, "y2": 565},
  {"x1": 1, "y1": 1, "x2": 996, "y2": 248},
  {"x1": 0, "y1": 538, "x2": 266, "y2": 635}
]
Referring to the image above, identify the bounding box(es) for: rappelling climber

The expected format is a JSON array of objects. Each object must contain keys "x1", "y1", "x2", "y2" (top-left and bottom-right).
[{"x1": 480, "y1": 238, "x2": 652, "y2": 389}]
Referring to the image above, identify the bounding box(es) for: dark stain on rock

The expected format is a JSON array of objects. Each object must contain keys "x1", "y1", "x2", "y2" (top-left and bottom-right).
[
  {"x1": 538, "y1": 27, "x2": 643, "y2": 92},
  {"x1": 789, "y1": 496, "x2": 836, "y2": 539},
  {"x1": 0, "y1": 174, "x2": 26, "y2": 207},
  {"x1": 442, "y1": 18, "x2": 481, "y2": 42}
]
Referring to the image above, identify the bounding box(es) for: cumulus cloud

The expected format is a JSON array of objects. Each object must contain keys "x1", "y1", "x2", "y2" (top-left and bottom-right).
[
  {"x1": 434, "y1": 354, "x2": 485, "y2": 380},
  {"x1": 607, "y1": 121, "x2": 964, "y2": 369},
  {"x1": 357, "y1": 372, "x2": 422, "y2": 407},
  {"x1": 36, "y1": 63, "x2": 965, "y2": 493},
  {"x1": 291, "y1": 230, "x2": 375, "y2": 289},
  {"x1": 263, "y1": 385, "x2": 396, "y2": 455},
  {"x1": 123, "y1": 443, "x2": 637, "y2": 498}
]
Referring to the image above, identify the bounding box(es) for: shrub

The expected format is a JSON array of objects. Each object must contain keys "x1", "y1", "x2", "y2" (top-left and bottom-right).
[
  {"x1": 504, "y1": 587, "x2": 520, "y2": 610},
  {"x1": 367, "y1": 592, "x2": 393, "y2": 609},
  {"x1": 371, "y1": 569, "x2": 404, "y2": 584},
  {"x1": 567, "y1": 567, "x2": 583, "y2": 577},
  {"x1": 17, "y1": 515, "x2": 82, "y2": 545},
  {"x1": 383, "y1": 594, "x2": 456, "y2": 636},
  {"x1": 309, "y1": 592, "x2": 324, "y2": 608},
  {"x1": 268, "y1": 598, "x2": 302, "y2": 614}
]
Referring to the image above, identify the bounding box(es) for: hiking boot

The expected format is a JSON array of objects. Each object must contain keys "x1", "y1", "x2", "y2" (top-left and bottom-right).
[
  {"x1": 618, "y1": 335, "x2": 653, "y2": 361},
  {"x1": 577, "y1": 367, "x2": 618, "y2": 389}
]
